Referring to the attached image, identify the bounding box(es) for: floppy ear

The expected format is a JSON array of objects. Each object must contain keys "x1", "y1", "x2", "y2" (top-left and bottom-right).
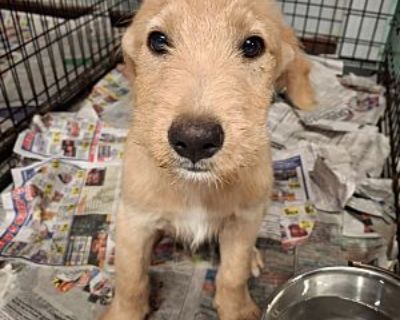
[
  {"x1": 123, "y1": 51, "x2": 136, "y2": 82},
  {"x1": 275, "y1": 25, "x2": 298, "y2": 76},
  {"x1": 275, "y1": 27, "x2": 316, "y2": 110},
  {"x1": 278, "y1": 42, "x2": 295, "y2": 75},
  {"x1": 121, "y1": 27, "x2": 137, "y2": 81}
]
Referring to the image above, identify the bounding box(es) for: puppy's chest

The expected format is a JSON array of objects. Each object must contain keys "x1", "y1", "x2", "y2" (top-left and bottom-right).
[{"x1": 172, "y1": 206, "x2": 220, "y2": 247}]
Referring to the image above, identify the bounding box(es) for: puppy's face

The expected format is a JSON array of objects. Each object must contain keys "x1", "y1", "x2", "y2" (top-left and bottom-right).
[{"x1": 123, "y1": 0, "x2": 292, "y2": 184}]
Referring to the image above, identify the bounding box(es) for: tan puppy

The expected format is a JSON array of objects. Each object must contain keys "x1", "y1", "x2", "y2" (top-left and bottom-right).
[{"x1": 102, "y1": 1, "x2": 314, "y2": 320}]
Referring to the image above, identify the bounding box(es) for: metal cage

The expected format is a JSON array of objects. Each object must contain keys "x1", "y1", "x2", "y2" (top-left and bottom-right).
[
  {"x1": 0, "y1": 0, "x2": 399, "y2": 264},
  {"x1": 0, "y1": 0, "x2": 139, "y2": 190},
  {"x1": 381, "y1": 2, "x2": 400, "y2": 268}
]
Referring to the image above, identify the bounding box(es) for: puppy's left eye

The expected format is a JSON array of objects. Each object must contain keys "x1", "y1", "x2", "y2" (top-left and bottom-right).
[
  {"x1": 148, "y1": 31, "x2": 169, "y2": 55},
  {"x1": 241, "y1": 36, "x2": 265, "y2": 59}
]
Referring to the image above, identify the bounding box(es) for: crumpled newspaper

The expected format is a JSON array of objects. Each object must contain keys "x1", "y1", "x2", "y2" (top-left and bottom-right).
[
  {"x1": 296, "y1": 56, "x2": 386, "y2": 132},
  {"x1": 267, "y1": 56, "x2": 396, "y2": 264}
]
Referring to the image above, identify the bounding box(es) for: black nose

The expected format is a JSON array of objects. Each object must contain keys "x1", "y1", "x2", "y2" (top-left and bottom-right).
[{"x1": 168, "y1": 117, "x2": 224, "y2": 163}]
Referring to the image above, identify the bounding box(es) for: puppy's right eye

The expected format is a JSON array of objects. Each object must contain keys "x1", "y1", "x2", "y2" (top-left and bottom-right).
[
  {"x1": 148, "y1": 31, "x2": 169, "y2": 55},
  {"x1": 241, "y1": 36, "x2": 265, "y2": 59}
]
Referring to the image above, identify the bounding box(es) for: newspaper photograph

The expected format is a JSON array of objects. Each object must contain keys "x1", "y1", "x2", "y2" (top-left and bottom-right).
[
  {"x1": 259, "y1": 148, "x2": 317, "y2": 249},
  {"x1": 343, "y1": 201, "x2": 396, "y2": 244},
  {"x1": 342, "y1": 211, "x2": 382, "y2": 238},
  {"x1": 13, "y1": 113, "x2": 102, "y2": 162},
  {"x1": 95, "y1": 130, "x2": 127, "y2": 164},
  {"x1": 0, "y1": 160, "x2": 120, "y2": 267},
  {"x1": 13, "y1": 112, "x2": 126, "y2": 164}
]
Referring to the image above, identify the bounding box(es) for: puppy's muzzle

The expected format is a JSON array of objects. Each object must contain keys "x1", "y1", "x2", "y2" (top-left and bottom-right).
[{"x1": 168, "y1": 117, "x2": 224, "y2": 164}]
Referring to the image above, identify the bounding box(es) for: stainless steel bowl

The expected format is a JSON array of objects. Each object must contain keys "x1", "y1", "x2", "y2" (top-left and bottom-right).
[{"x1": 263, "y1": 264, "x2": 400, "y2": 320}]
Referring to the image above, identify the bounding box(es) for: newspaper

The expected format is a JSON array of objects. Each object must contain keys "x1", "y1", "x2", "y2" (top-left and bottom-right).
[
  {"x1": 0, "y1": 264, "x2": 107, "y2": 320},
  {"x1": 309, "y1": 157, "x2": 356, "y2": 212},
  {"x1": 264, "y1": 53, "x2": 395, "y2": 267},
  {"x1": 270, "y1": 101, "x2": 390, "y2": 182},
  {"x1": 0, "y1": 159, "x2": 120, "y2": 268},
  {"x1": 355, "y1": 178, "x2": 396, "y2": 221},
  {"x1": 342, "y1": 206, "x2": 395, "y2": 242},
  {"x1": 296, "y1": 56, "x2": 386, "y2": 132},
  {"x1": 356, "y1": 178, "x2": 395, "y2": 204},
  {"x1": 0, "y1": 261, "x2": 210, "y2": 320},
  {"x1": 78, "y1": 66, "x2": 133, "y2": 130},
  {"x1": 291, "y1": 127, "x2": 390, "y2": 179},
  {"x1": 346, "y1": 196, "x2": 386, "y2": 219},
  {"x1": 339, "y1": 73, "x2": 385, "y2": 94},
  {"x1": 341, "y1": 236, "x2": 388, "y2": 265},
  {"x1": 259, "y1": 148, "x2": 317, "y2": 249},
  {"x1": 294, "y1": 217, "x2": 347, "y2": 275},
  {"x1": 267, "y1": 101, "x2": 305, "y2": 149},
  {"x1": 13, "y1": 112, "x2": 126, "y2": 164},
  {"x1": 0, "y1": 218, "x2": 378, "y2": 320},
  {"x1": 344, "y1": 196, "x2": 396, "y2": 240},
  {"x1": 342, "y1": 211, "x2": 382, "y2": 238}
]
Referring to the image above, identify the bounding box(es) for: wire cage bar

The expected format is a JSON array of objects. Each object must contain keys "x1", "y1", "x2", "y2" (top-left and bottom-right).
[
  {"x1": 381, "y1": 1, "x2": 400, "y2": 266},
  {"x1": 0, "y1": 0, "x2": 399, "y2": 266},
  {"x1": 277, "y1": 0, "x2": 398, "y2": 70}
]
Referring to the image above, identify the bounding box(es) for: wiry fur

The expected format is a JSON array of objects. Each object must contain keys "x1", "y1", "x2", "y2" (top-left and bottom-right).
[{"x1": 101, "y1": 1, "x2": 315, "y2": 320}]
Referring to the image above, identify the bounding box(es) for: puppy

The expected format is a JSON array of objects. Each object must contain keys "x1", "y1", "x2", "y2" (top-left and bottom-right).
[{"x1": 102, "y1": 1, "x2": 314, "y2": 319}]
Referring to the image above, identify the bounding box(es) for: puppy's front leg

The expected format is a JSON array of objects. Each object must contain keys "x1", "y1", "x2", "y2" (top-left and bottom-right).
[
  {"x1": 102, "y1": 205, "x2": 157, "y2": 320},
  {"x1": 215, "y1": 206, "x2": 264, "y2": 320}
]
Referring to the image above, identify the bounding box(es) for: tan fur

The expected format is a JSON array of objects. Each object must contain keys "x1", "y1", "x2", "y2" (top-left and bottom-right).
[{"x1": 101, "y1": 1, "x2": 315, "y2": 320}]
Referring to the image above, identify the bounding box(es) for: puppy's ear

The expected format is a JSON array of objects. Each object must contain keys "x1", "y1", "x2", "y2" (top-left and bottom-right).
[
  {"x1": 121, "y1": 29, "x2": 136, "y2": 81},
  {"x1": 274, "y1": 25, "x2": 316, "y2": 110},
  {"x1": 275, "y1": 25, "x2": 301, "y2": 76},
  {"x1": 278, "y1": 42, "x2": 295, "y2": 75},
  {"x1": 123, "y1": 52, "x2": 136, "y2": 82}
]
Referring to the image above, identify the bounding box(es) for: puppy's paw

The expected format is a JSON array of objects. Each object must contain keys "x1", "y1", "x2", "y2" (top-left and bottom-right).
[
  {"x1": 100, "y1": 310, "x2": 147, "y2": 320},
  {"x1": 238, "y1": 300, "x2": 262, "y2": 320},
  {"x1": 217, "y1": 299, "x2": 262, "y2": 320},
  {"x1": 251, "y1": 247, "x2": 264, "y2": 278},
  {"x1": 99, "y1": 301, "x2": 149, "y2": 320},
  {"x1": 215, "y1": 288, "x2": 262, "y2": 320}
]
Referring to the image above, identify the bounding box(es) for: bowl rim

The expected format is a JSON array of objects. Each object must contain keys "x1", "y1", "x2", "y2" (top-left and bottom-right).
[{"x1": 263, "y1": 265, "x2": 400, "y2": 319}]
